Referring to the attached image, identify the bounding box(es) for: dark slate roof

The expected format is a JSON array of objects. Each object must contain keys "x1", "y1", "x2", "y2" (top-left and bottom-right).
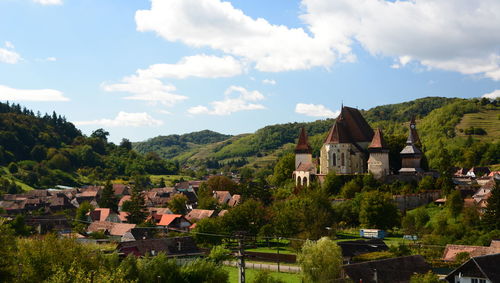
[
  {"x1": 295, "y1": 127, "x2": 313, "y2": 154},
  {"x1": 400, "y1": 144, "x2": 422, "y2": 155},
  {"x1": 446, "y1": 253, "x2": 500, "y2": 283},
  {"x1": 338, "y1": 239, "x2": 388, "y2": 258},
  {"x1": 324, "y1": 106, "x2": 374, "y2": 144},
  {"x1": 343, "y1": 255, "x2": 430, "y2": 283}
]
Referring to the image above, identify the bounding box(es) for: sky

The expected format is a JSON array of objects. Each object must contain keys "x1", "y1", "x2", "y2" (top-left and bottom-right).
[{"x1": 1, "y1": 0, "x2": 500, "y2": 143}]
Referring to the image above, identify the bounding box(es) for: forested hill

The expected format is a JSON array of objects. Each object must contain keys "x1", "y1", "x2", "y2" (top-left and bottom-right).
[
  {"x1": 134, "y1": 96, "x2": 499, "y2": 171},
  {"x1": 0, "y1": 102, "x2": 178, "y2": 192}
]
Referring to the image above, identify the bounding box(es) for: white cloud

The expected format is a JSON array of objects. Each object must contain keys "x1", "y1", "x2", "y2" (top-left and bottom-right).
[
  {"x1": 188, "y1": 86, "x2": 265, "y2": 115},
  {"x1": 482, "y1": 89, "x2": 500, "y2": 99},
  {"x1": 301, "y1": 0, "x2": 500, "y2": 80},
  {"x1": 137, "y1": 54, "x2": 244, "y2": 79},
  {"x1": 295, "y1": 103, "x2": 339, "y2": 118},
  {"x1": 33, "y1": 0, "x2": 63, "y2": 5},
  {"x1": 135, "y1": 0, "x2": 500, "y2": 79},
  {"x1": 74, "y1": 111, "x2": 163, "y2": 127},
  {"x1": 0, "y1": 84, "x2": 69, "y2": 101},
  {"x1": 0, "y1": 42, "x2": 21, "y2": 64},
  {"x1": 135, "y1": 0, "x2": 336, "y2": 72},
  {"x1": 4, "y1": 41, "x2": 14, "y2": 49},
  {"x1": 102, "y1": 75, "x2": 187, "y2": 107},
  {"x1": 262, "y1": 79, "x2": 276, "y2": 85}
]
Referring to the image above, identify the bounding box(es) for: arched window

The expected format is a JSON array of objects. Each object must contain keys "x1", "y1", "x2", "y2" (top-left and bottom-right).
[
  {"x1": 303, "y1": 177, "x2": 308, "y2": 186},
  {"x1": 332, "y1": 153, "x2": 336, "y2": 166},
  {"x1": 341, "y1": 152, "x2": 345, "y2": 166},
  {"x1": 297, "y1": 176, "x2": 302, "y2": 186}
]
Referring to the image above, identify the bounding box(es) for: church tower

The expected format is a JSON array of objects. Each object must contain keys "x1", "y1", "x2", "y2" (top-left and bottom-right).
[
  {"x1": 368, "y1": 128, "x2": 390, "y2": 179},
  {"x1": 293, "y1": 127, "x2": 315, "y2": 186},
  {"x1": 295, "y1": 127, "x2": 312, "y2": 169},
  {"x1": 399, "y1": 118, "x2": 424, "y2": 174}
]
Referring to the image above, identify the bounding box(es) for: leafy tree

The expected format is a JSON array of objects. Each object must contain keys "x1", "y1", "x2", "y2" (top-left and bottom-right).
[
  {"x1": 7, "y1": 162, "x2": 18, "y2": 173},
  {"x1": 9, "y1": 215, "x2": 32, "y2": 236},
  {"x1": 417, "y1": 176, "x2": 435, "y2": 192},
  {"x1": 402, "y1": 206, "x2": 429, "y2": 237},
  {"x1": 221, "y1": 199, "x2": 268, "y2": 235},
  {"x1": 410, "y1": 271, "x2": 440, "y2": 283},
  {"x1": 0, "y1": 219, "x2": 16, "y2": 281},
  {"x1": 119, "y1": 138, "x2": 132, "y2": 151},
  {"x1": 252, "y1": 270, "x2": 285, "y2": 283},
  {"x1": 340, "y1": 179, "x2": 362, "y2": 199},
  {"x1": 297, "y1": 237, "x2": 343, "y2": 283},
  {"x1": 446, "y1": 190, "x2": 463, "y2": 218},
  {"x1": 268, "y1": 153, "x2": 295, "y2": 187},
  {"x1": 30, "y1": 145, "x2": 47, "y2": 161},
  {"x1": 207, "y1": 245, "x2": 232, "y2": 264},
  {"x1": 193, "y1": 218, "x2": 223, "y2": 246},
  {"x1": 204, "y1": 175, "x2": 238, "y2": 193},
  {"x1": 168, "y1": 194, "x2": 188, "y2": 214},
  {"x1": 98, "y1": 180, "x2": 118, "y2": 212},
  {"x1": 74, "y1": 201, "x2": 94, "y2": 233},
  {"x1": 322, "y1": 171, "x2": 343, "y2": 195},
  {"x1": 180, "y1": 258, "x2": 229, "y2": 283},
  {"x1": 90, "y1": 128, "x2": 109, "y2": 141},
  {"x1": 359, "y1": 191, "x2": 400, "y2": 230}
]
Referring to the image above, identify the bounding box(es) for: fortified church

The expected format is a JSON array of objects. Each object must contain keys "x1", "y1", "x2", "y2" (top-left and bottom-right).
[{"x1": 293, "y1": 106, "x2": 423, "y2": 186}]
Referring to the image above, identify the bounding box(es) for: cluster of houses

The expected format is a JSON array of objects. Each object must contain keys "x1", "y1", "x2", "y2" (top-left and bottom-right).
[
  {"x1": 439, "y1": 169, "x2": 500, "y2": 215},
  {"x1": 0, "y1": 179, "x2": 242, "y2": 240}
]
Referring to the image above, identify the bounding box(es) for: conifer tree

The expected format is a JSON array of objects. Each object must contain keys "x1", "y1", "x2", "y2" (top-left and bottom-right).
[
  {"x1": 483, "y1": 181, "x2": 500, "y2": 230},
  {"x1": 98, "y1": 180, "x2": 118, "y2": 212},
  {"x1": 125, "y1": 177, "x2": 147, "y2": 224}
]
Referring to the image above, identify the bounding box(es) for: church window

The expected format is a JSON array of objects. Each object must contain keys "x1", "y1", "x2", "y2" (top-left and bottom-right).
[
  {"x1": 332, "y1": 153, "x2": 336, "y2": 166},
  {"x1": 341, "y1": 153, "x2": 345, "y2": 166}
]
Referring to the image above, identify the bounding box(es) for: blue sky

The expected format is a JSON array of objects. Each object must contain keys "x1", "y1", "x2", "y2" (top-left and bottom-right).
[{"x1": 1, "y1": 0, "x2": 499, "y2": 143}]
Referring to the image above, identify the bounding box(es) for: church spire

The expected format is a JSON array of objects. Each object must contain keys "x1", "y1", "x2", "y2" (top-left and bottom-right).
[{"x1": 295, "y1": 127, "x2": 312, "y2": 154}]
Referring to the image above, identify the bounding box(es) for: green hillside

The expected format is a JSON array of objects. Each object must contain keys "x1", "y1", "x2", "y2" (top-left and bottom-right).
[
  {"x1": 134, "y1": 96, "x2": 500, "y2": 171},
  {"x1": 456, "y1": 108, "x2": 500, "y2": 142}
]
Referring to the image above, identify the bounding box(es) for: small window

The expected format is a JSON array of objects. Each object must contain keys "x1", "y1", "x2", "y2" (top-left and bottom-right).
[
  {"x1": 471, "y1": 279, "x2": 478, "y2": 283},
  {"x1": 332, "y1": 153, "x2": 336, "y2": 166},
  {"x1": 341, "y1": 153, "x2": 345, "y2": 166},
  {"x1": 479, "y1": 279, "x2": 486, "y2": 283}
]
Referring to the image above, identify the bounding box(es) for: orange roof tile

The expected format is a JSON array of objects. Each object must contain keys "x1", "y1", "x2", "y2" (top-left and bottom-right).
[{"x1": 157, "y1": 214, "x2": 183, "y2": 226}]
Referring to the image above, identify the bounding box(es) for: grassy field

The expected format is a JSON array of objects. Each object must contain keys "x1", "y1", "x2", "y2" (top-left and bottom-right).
[
  {"x1": 456, "y1": 108, "x2": 500, "y2": 141},
  {"x1": 148, "y1": 174, "x2": 194, "y2": 186},
  {"x1": 0, "y1": 166, "x2": 35, "y2": 191},
  {"x1": 245, "y1": 246, "x2": 296, "y2": 255},
  {"x1": 224, "y1": 266, "x2": 302, "y2": 283}
]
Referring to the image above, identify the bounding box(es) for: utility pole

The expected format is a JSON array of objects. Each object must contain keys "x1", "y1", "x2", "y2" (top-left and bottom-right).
[{"x1": 236, "y1": 232, "x2": 246, "y2": 283}]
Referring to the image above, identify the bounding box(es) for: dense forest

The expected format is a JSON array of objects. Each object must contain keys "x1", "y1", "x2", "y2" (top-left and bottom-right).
[{"x1": 0, "y1": 102, "x2": 178, "y2": 191}]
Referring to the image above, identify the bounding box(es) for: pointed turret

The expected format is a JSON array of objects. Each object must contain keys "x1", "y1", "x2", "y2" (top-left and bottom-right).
[
  {"x1": 369, "y1": 128, "x2": 388, "y2": 149},
  {"x1": 295, "y1": 127, "x2": 312, "y2": 154},
  {"x1": 409, "y1": 116, "x2": 420, "y2": 145},
  {"x1": 368, "y1": 128, "x2": 390, "y2": 179}
]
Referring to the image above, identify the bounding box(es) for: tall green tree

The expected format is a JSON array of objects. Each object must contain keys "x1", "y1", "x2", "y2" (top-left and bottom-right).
[
  {"x1": 125, "y1": 178, "x2": 147, "y2": 224},
  {"x1": 98, "y1": 180, "x2": 118, "y2": 212},
  {"x1": 483, "y1": 181, "x2": 500, "y2": 230},
  {"x1": 359, "y1": 191, "x2": 400, "y2": 230},
  {"x1": 168, "y1": 194, "x2": 188, "y2": 214},
  {"x1": 297, "y1": 237, "x2": 343, "y2": 283},
  {"x1": 446, "y1": 190, "x2": 463, "y2": 218},
  {"x1": 269, "y1": 153, "x2": 295, "y2": 187}
]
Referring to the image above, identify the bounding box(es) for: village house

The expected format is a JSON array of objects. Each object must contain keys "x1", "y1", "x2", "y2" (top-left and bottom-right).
[
  {"x1": 213, "y1": 190, "x2": 232, "y2": 205},
  {"x1": 445, "y1": 253, "x2": 500, "y2": 283},
  {"x1": 87, "y1": 221, "x2": 136, "y2": 238},
  {"x1": 156, "y1": 214, "x2": 191, "y2": 231},
  {"x1": 342, "y1": 255, "x2": 431, "y2": 283},
  {"x1": 337, "y1": 239, "x2": 389, "y2": 264},
  {"x1": 87, "y1": 208, "x2": 121, "y2": 223},
  {"x1": 442, "y1": 240, "x2": 500, "y2": 262},
  {"x1": 185, "y1": 209, "x2": 215, "y2": 222},
  {"x1": 117, "y1": 236, "x2": 202, "y2": 258}
]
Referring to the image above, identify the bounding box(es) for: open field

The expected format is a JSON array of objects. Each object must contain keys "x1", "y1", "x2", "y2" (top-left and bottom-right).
[
  {"x1": 148, "y1": 174, "x2": 194, "y2": 186},
  {"x1": 224, "y1": 266, "x2": 302, "y2": 283},
  {"x1": 456, "y1": 108, "x2": 500, "y2": 141}
]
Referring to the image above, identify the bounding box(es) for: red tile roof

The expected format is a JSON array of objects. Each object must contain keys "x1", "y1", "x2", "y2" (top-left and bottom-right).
[
  {"x1": 185, "y1": 209, "x2": 215, "y2": 221},
  {"x1": 368, "y1": 128, "x2": 387, "y2": 149},
  {"x1": 157, "y1": 214, "x2": 183, "y2": 226}
]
